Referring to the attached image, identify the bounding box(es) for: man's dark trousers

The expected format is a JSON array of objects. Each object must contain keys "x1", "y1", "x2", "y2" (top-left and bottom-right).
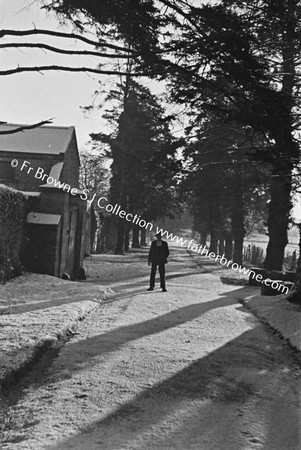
[{"x1": 150, "y1": 263, "x2": 165, "y2": 290}]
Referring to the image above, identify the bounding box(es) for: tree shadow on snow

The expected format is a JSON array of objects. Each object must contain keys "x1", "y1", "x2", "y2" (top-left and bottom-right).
[
  {"x1": 46, "y1": 324, "x2": 301, "y2": 450},
  {"x1": 49, "y1": 286, "x2": 252, "y2": 375}
]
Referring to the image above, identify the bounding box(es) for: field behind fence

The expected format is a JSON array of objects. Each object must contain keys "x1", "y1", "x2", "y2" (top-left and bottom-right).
[{"x1": 243, "y1": 230, "x2": 299, "y2": 270}]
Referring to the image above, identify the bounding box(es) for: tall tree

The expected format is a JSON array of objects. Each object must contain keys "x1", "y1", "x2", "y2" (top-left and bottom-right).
[
  {"x1": 92, "y1": 78, "x2": 181, "y2": 253},
  {"x1": 79, "y1": 151, "x2": 110, "y2": 195},
  {"x1": 79, "y1": 151, "x2": 110, "y2": 252},
  {"x1": 181, "y1": 120, "x2": 271, "y2": 265},
  {"x1": 150, "y1": 0, "x2": 300, "y2": 272}
]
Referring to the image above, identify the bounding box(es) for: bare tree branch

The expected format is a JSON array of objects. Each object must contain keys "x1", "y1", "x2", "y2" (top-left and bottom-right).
[
  {"x1": 0, "y1": 65, "x2": 150, "y2": 77},
  {"x1": 245, "y1": 220, "x2": 262, "y2": 237},
  {"x1": 158, "y1": 0, "x2": 199, "y2": 29},
  {"x1": 0, "y1": 119, "x2": 54, "y2": 134},
  {"x1": 0, "y1": 28, "x2": 134, "y2": 53},
  {"x1": 0, "y1": 42, "x2": 136, "y2": 59}
]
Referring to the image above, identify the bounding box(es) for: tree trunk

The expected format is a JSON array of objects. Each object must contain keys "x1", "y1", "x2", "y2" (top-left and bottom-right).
[
  {"x1": 89, "y1": 207, "x2": 98, "y2": 253},
  {"x1": 124, "y1": 222, "x2": 130, "y2": 252},
  {"x1": 200, "y1": 233, "x2": 207, "y2": 248},
  {"x1": 283, "y1": 1, "x2": 301, "y2": 299},
  {"x1": 112, "y1": 170, "x2": 128, "y2": 253},
  {"x1": 96, "y1": 220, "x2": 103, "y2": 254},
  {"x1": 232, "y1": 174, "x2": 244, "y2": 265},
  {"x1": 265, "y1": 2, "x2": 298, "y2": 271},
  {"x1": 209, "y1": 229, "x2": 218, "y2": 254},
  {"x1": 98, "y1": 216, "x2": 116, "y2": 253},
  {"x1": 140, "y1": 228, "x2": 147, "y2": 246},
  {"x1": 263, "y1": 171, "x2": 292, "y2": 270},
  {"x1": 208, "y1": 197, "x2": 220, "y2": 254},
  {"x1": 132, "y1": 226, "x2": 140, "y2": 248},
  {"x1": 263, "y1": 121, "x2": 295, "y2": 271},
  {"x1": 224, "y1": 231, "x2": 233, "y2": 261},
  {"x1": 115, "y1": 217, "x2": 126, "y2": 254},
  {"x1": 218, "y1": 234, "x2": 225, "y2": 255}
]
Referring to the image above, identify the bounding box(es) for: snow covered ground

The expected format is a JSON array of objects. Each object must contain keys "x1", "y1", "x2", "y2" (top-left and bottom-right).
[
  {"x1": 0, "y1": 273, "x2": 113, "y2": 386},
  {"x1": 0, "y1": 246, "x2": 300, "y2": 449}
]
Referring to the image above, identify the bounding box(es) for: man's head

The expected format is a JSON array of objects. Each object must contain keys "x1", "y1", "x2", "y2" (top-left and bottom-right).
[{"x1": 155, "y1": 232, "x2": 162, "y2": 241}]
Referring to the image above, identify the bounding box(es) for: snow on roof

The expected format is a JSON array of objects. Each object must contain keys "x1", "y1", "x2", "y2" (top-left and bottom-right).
[
  {"x1": 49, "y1": 162, "x2": 64, "y2": 179},
  {"x1": 0, "y1": 184, "x2": 41, "y2": 198},
  {"x1": 0, "y1": 124, "x2": 75, "y2": 155},
  {"x1": 26, "y1": 212, "x2": 61, "y2": 225},
  {"x1": 38, "y1": 163, "x2": 65, "y2": 189},
  {"x1": 21, "y1": 192, "x2": 41, "y2": 197},
  {"x1": 0, "y1": 183, "x2": 22, "y2": 193}
]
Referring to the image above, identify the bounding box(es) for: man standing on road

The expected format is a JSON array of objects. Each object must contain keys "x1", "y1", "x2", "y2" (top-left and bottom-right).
[{"x1": 148, "y1": 232, "x2": 169, "y2": 292}]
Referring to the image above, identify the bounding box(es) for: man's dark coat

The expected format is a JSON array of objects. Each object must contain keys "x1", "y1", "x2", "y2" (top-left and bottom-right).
[{"x1": 148, "y1": 240, "x2": 169, "y2": 264}]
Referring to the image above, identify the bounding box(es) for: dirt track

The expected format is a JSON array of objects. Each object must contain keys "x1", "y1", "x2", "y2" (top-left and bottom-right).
[{"x1": 1, "y1": 247, "x2": 301, "y2": 449}]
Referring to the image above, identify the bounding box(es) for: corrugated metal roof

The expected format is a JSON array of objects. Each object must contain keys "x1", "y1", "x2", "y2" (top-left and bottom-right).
[
  {"x1": 0, "y1": 124, "x2": 75, "y2": 155},
  {"x1": 26, "y1": 212, "x2": 61, "y2": 225}
]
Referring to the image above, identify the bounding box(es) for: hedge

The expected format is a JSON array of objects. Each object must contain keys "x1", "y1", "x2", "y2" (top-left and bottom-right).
[{"x1": 0, "y1": 185, "x2": 27, "y2": 281}]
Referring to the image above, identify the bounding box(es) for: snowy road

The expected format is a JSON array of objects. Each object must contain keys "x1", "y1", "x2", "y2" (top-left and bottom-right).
[{"x1": 1, "y1": 247, "x2": 301, "y2": 449}]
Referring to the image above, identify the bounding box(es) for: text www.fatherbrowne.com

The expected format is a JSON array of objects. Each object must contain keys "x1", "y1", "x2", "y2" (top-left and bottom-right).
[
  {"x1": 154, "y1": 228, "x2": 289, "y2": 295},
  {"x1": 12, "y1": 158, "x2": 288, "y2": 295}
]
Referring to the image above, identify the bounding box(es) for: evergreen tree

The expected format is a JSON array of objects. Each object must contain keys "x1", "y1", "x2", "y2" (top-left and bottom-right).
[
  {"x1": 91, "y1": 78, "x2": 181, "y2": 253},
  {"x1": 181, "y1": 120, "x2": 271, "y2": 264},
  {"x1": 164, "y1": 1, "x2": 301, "y2": 271}
]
